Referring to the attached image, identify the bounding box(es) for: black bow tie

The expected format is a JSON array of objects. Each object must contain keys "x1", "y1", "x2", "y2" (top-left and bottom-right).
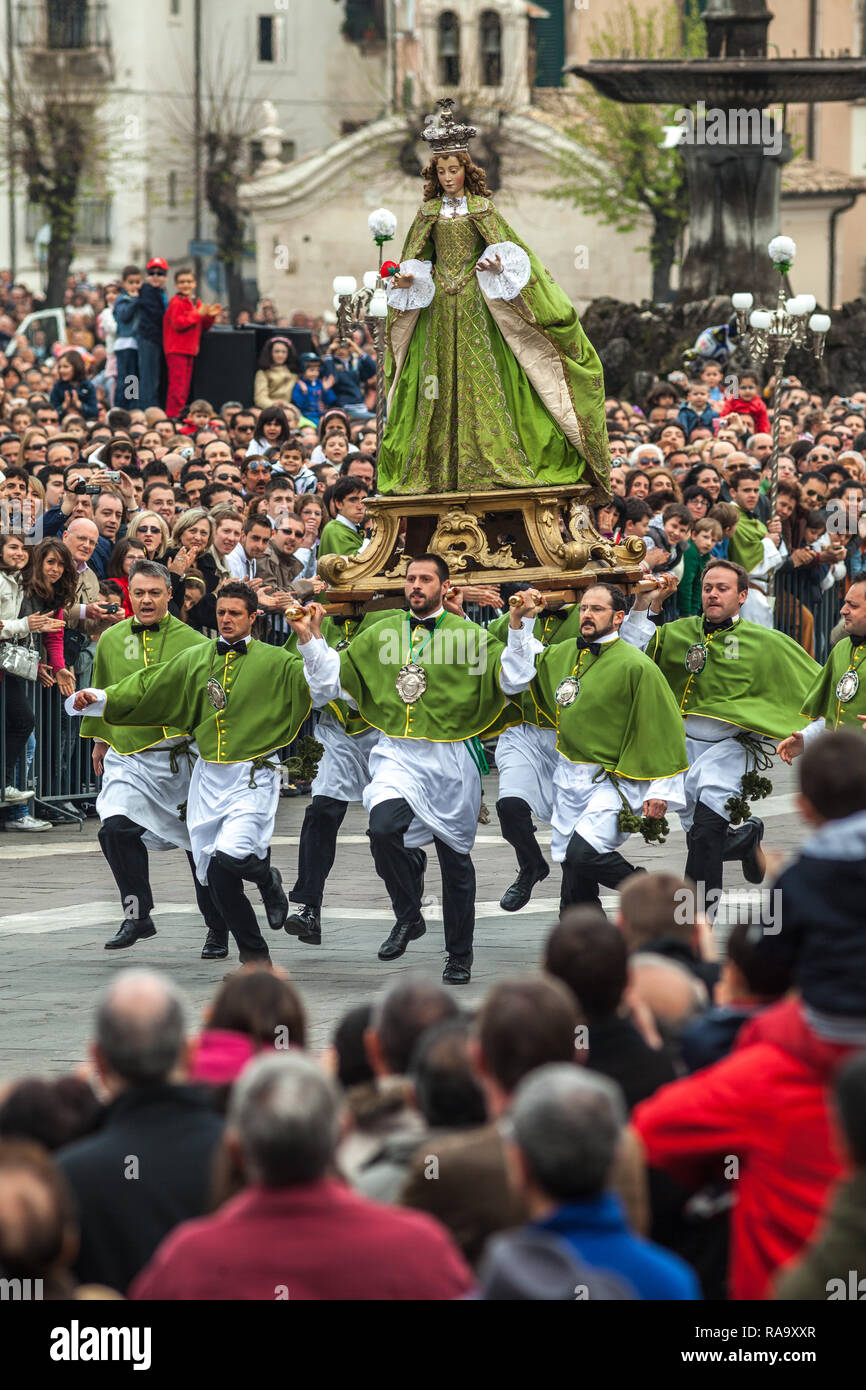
[
  {"x1": 576, "y1": 638, "x2": 602, "y2": 657},
  {"x1": 217, "y1": 640, "x2": 248, "y2": 656},
  {"x1": 130, "y1": 621, "x2": 160, "y2": 633},
  {"x1": 539, "y1": 607, "x2": 565, "y2": 620},
  {"x1": 850, "y1": 633, "x2": 866, "y2": 649},
  {"x1": 703, "y1": 617, "x2": 735, "y2": 635},
  {"x1": 410, "y1": 616, "x2": 439, "y2": 633}
]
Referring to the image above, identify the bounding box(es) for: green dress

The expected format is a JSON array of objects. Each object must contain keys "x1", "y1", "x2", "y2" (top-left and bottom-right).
[{"x1": 378, "y1": 196, "x2": 608, "y2": 496}]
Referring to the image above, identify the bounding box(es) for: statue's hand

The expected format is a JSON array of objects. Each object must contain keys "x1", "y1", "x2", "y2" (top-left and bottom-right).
[
  {"x1": 391, "y1": 272, "x2": 414, "y2": 289},
  {"x1": 476, "y1": 253, "x2": 503, "y2": 275}
]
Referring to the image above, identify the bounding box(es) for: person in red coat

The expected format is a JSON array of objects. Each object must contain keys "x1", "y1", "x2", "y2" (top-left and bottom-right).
[
  {"x1": 130, "y1": 1053, "x2": 473, "y2": 1301},
  {"x1": 632, "y1": 996, "x2": 857, "y2": 1300},
  {"x1": 162, "y1": 268, "x2": 221, "y2": 419},
  {"x1": 717, "y1": 369, "x2": 771, "y2": 435}
]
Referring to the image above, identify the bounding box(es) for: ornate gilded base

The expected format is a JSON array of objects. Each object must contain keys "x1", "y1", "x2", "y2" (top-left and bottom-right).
[{"x1": 318, "y1": 485, "x2": 646, "y2": 606}]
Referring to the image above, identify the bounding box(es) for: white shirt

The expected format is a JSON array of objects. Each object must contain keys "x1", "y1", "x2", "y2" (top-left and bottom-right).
[{"x1": 226, "y1": 543, "x2": 257, "y2": 581}]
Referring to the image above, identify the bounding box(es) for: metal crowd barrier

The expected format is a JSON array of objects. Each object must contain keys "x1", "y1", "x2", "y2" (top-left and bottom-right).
[{"x1": 774, "y1": 570, "x2": 848, "y2": 665}]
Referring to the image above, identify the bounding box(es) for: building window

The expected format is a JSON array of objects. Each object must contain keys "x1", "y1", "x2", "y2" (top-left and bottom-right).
[
  {"x1": 438, "y1": 11, "x2": 460, "y2": 87},
  {"x1": 479, "y1": 11, "x2": 502, "y2": 86},
  {"x1": 167, "y1": 171, "x2": 177, "y2": 208},
  {"x1": 170, "y1": 0, "x2": 180, "y2": 15},
  {"x1": 26, "y1": 197, "x2": 112, "y2": 246},
  {"x1": 258, "y1": 15, "x2": 286, "y2": 63}
]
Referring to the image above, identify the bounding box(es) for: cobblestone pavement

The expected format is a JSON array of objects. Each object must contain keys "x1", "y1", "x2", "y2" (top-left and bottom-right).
[{"x1": 0, "y1": 762, "x2": 803, "y2": 1076}]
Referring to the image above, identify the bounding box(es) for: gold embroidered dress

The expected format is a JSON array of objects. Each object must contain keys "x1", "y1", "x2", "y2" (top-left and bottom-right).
[{"x1": 378, "y1": 194, "x2": 609, "y2": 496}]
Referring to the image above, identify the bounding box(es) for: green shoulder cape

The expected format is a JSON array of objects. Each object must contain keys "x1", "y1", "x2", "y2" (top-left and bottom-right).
[
  {"x1": 646, "y1": 616, "x2": 820, "y2": 739},
  {"x1": 800, "y1": 637, "x2": 866, "y2": 731},
  {"x1": 728, "y1": 509, "x2": 767, "y2": 572},
  {"x1": 532, "y1": 638, "x2": 687, "y2": 780},
  {"x1": 336, "y1": 609, "x2": 507, "y2": 741},
  {"x1": 81, "y1": 614, "x2": 209, "y2": 753},
  {"x1": 101, "y1": 638, "x2": 311, "y2": 763},
  {"x1": 318, "y1": 518, "x2": 363, "y2": 559},
  {"x1": 487, "y1": 608, "x2": 579, "y2": 731}
]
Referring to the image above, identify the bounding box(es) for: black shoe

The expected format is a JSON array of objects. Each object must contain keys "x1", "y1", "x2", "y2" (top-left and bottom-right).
[
  {"x1": 259, "y1": 867, "x2": 289, "y2": 930},
  {"x1": 378, "y1": 918, "x2": 426, "y2": 961},
  {"x1": 201, "y1": 928, "x2": 229, "y2": 960},
  {"x1": 443, "y1": 951, "x2": 473, "y2": 985},
  {"x1": 285, "y1": 904, "x2": 321, "y2": 945},
  {"x1": 724, "y1": 817, "x2": 766, "y2": 884},
  {"x1": 104, "y1": 917, "x2": 157, "y2": 951},
  {"x1": 499, "y1": 863, "x2": 549, "y2": 912}
]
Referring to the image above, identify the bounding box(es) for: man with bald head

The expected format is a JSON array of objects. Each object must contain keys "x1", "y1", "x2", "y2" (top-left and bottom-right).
[
  {"x1": 55, "y1": 968, "x2": 223, "y2": 1294},
  {"x1": 63, "y1": 517, "x2": 122, "y2": 687}
]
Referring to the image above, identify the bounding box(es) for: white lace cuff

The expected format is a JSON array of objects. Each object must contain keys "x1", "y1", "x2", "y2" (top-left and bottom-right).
[
  {"x1": 476, "y1": 241, "x2": 531, "y2": 301},
  {"x1": 386, "y1": 259, "x2": 435, "y2": 311}
]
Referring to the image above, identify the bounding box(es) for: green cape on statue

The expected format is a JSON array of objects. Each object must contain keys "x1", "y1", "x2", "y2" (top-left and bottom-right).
[
  {"x1": 336, "y1": 609, "x2": 507, "y2": 741},
  {"x1": 81, "y1": 614, "x2": 209, "y2": 753},
  {"x1": 645, "y1": 616, "x2": 820, "y2": 739},
  {"x1": 532, "y1": 638, "x2": 687, "y2": 780},
  {"x1": 378, "y1": 195, "x2": 609, "y2": 495},
  {"x1": 800, "y1": 637, "x2": 866, "y2": 732}
]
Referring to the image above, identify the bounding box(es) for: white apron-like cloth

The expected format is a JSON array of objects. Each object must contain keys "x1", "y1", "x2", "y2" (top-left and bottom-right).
[
  {"x1": 495, "y1": 723, "x2": 558, "y2": 822},
  {"x1": 550, "y1": 756, "x2": 685, "y2": 863},
  {"x1": 187, "y1": 755, "x2": 281, "y2": 884},
  {"x1": 363, "y1": 736, "x2": 481, "y2": 855},
  {"x1": 742, "y1": 536, "x2": 784, "y2": 629},
  {"x1": 96, "y1": 739, "x2": 194, "y2": 852},
  {"x1": 312, "y1": 710, "x2": 379, "y2": 803},
  {"x1": 681, "y1": 715, "x2": 754, "y2": 830}
]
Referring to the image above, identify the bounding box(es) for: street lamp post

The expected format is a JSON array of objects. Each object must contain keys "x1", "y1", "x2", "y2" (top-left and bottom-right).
[{"x1": 731, "y1": 237, "x2": 831, "y2": 598}]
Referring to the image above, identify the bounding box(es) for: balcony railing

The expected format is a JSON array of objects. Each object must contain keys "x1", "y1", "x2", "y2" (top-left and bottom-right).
[{"x1": 16, "y1": 2, "x2": 110, "y2": 51}]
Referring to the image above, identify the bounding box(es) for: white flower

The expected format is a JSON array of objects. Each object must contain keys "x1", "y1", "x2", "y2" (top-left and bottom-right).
[
  {"x1": 768, "y1": 235, "x2": 796, "y2": 266},
  {"x1": 368, "y1": 208, "x2": 398, "y2": 241}
]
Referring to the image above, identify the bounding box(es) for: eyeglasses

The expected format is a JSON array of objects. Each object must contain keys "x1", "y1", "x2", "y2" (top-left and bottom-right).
[
  {"x1": 148, "y1": 270, "x2": 167, "y2": 276},
  {"x1": 280, "y1": 529, "x2": 306, "y2": 540},
  {"x1": 246, "y1": 463, "x2": 271, "y2": 473},
  {"x1": 137, "y1": 525, "x2": 162, "y2": 534}
]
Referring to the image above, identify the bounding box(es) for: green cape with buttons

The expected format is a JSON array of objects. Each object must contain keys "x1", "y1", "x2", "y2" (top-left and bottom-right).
[
  {"x1": 727, "y1": 508, "x2": 768, "y2": 573},
  {"x1": 335, "y1": 609, "x2": 508, "y2": 741},
  {"x1": 97, "y1": 638, "x2": 311, "y2": 763},
  {"x1": 644, "y1": 616, "x2": 820, "y2": 739},
  {"x1": 80, "y1": 614, "x2": 210, "y2": 754},
  {"x1": 532, "y1": 637, "x2": 687, "y2": 779},
  {"x1": 800, "y1": 636, "x2": 866, "y2": 731}
]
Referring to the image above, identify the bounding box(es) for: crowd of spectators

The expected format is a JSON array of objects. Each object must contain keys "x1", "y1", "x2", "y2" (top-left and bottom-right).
[{"x1": 2, "y1": 728, "x2": 866, "y2": 1301}]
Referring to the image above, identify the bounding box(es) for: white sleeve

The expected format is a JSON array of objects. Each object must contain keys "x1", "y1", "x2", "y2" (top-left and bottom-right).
[
  {"x1": 386, "y1": 260, "x2": 435, "y2": 311},
  {"x1": 300, "y1": 637, "x2": 357, "y2": 709},
  {"x1": 65, "y1": 689, "x2": 107, "y2": 718},
  {"x1": 800, "y1": 717, "x2": 826, "y2": 745},
  {"x1": 498, "y1": 619, "x2": 541, "y2": 695},
  {"x1": 475, "y1": 241, "x2": 531, "y2": 301},
  {"x1": 645, "y1": 771, "x2": 686, "y2": 814},
  {"x1": 752, "y1": 535, "x2": 783, "y2": 579},
  {"x1": 619, "y1": 608, "x2": 656, "y2": 652}
]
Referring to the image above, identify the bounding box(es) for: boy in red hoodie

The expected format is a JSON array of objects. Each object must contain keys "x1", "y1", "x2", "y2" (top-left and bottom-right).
[
  {"x1": 718, "y1": 368, "x2": 770, "y2": 434},
  {"x1": 163, "y1": 267, "x2": 221, "y2": 419}
]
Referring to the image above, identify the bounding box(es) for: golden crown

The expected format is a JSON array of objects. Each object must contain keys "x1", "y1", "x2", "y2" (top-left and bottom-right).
[{"x1": 422, "y1": 99, "x2": 476, "y2": 155}]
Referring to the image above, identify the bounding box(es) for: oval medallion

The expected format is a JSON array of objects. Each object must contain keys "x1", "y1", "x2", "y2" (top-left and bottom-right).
[
  {"x1": 836, "y1": 669, "x2": 860, "y2": 704},
  {"x1": 207, "y1": 678, "x2": 227, "y2": 711},
  {"x1": 334, "y1": 639, "x2": 351, "y2": 651},
  {"x1": 555, "y1": 676, "x2": 580, "y2": 707},
  {"x1": 685, "y1": 643, "x2": 708, "y2": 674},
  {"x1": 396, "y1": 661, "x2": 427, "y2": 704}
]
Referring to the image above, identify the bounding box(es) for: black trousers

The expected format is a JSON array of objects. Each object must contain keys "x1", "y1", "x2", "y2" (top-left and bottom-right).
[
  {"x1": 290, "y1": 795, "x2": 348, "y2": 908},
  {"x1": 368, "y1": 797, "x2": 475, "y2": 958},
  {"x1": 496, "y1": 796, "x2": 547, "y2": 876},
  {"x1": 560, "y1": 831, "x2": 641, "y2": 911},
  {"x1": 98, "y1": 813, "x2": 226, "y2": 933},
  {"x1": 685, "y1": 800, "x2": 727, "y2": 918},
  {"x1": 3, "y1": 672, "x2": 34, "y2": 785},
  {"x1": 207, "y1": 850, "x2": 272, "y2": 961}
]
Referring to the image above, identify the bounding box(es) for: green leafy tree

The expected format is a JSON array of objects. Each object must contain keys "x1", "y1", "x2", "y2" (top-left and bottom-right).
[{"x1": 548, "y1": 1, "x2": 705, "y2": 303}]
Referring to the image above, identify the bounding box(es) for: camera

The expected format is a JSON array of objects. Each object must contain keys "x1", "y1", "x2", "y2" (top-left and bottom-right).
[
  {"x1": 103, "y1": 470, "x2": 123, "y2": 483},
  {"x1": 104, "y1": 604, "x2": 120, "y2": 614}
]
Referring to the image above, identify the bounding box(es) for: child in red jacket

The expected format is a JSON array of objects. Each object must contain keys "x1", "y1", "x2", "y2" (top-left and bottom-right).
[
  {"x1": 718, "y1": 369, "x2": 770, "y2": 434},
  {"x1": 163, "y1": 268, "x2": 221, "y2": 419}
]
